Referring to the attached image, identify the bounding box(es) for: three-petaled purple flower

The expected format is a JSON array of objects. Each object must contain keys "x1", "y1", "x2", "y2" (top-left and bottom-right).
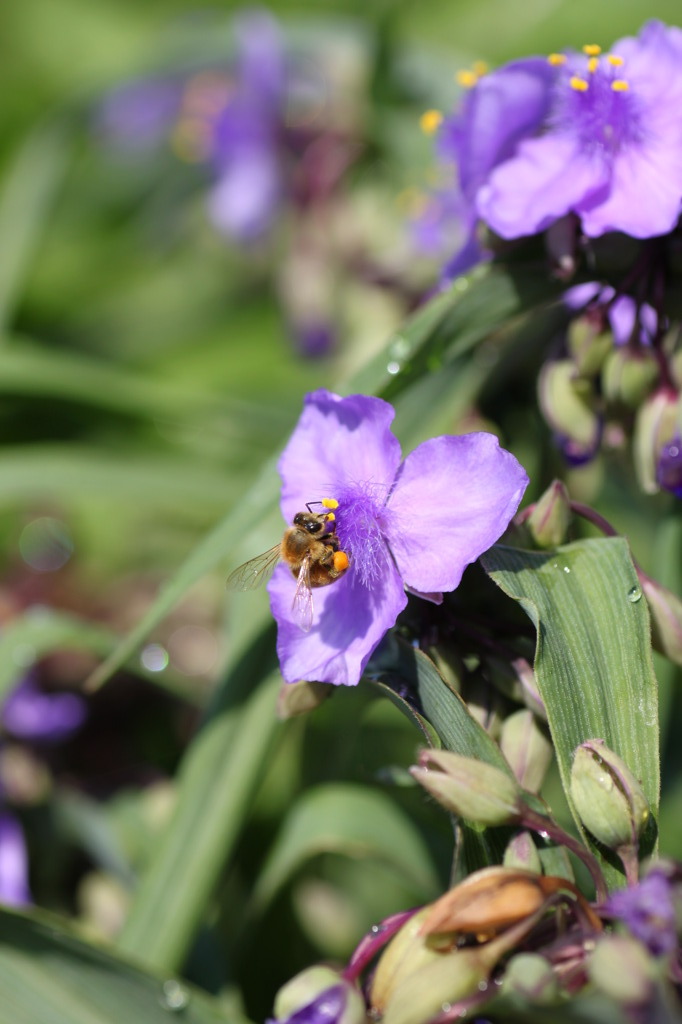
[
  {"x1": 478, "y1": 21, "x2": 682, "y2": 241},
  {"x1": 267, "y1": 390, "x2": 528, "y2": 687}
]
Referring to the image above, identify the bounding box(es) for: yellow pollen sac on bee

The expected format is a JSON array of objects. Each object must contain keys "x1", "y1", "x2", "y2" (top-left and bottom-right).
[
  {"x1": 607, "y1": 54, "x2": 624, "y2": 67},
  {"x1": 582, "y1": 44, "x2": 602, "y2": 56},
  {"x1": 321, "y1": 498, "x2": 339, "y2": 509},
  {"x1": 419, "y1": 109, "x2": 443, "y2": 135},
  {"x1": 333, "y1": 551, "x2": 350, "y2": 572},
  {"x1": 324, "y1": 512, "x2": 335, "y2": 522},
  {"x1": 587, "y1": 57, "x2": 599, "y2": 73},
  {"x1": 547, "y1": 53, "x2": 567, "y2": 65},
  {"x1": 455, "y1": 69, "x2": 478, "y2": 89},
  {"x1": 611, "y1": 79, "x2": 629, "y2": 92},
  {"x1": 570, "y1": 76, "x2": 589, "y2": 92}
]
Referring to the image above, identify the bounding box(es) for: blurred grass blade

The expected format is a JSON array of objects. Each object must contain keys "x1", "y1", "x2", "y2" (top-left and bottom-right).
[
  {"x1": 0, "y1": 905, "x2": 251, "y2": 1024},
  {"x1": 0, "y1": 608, "x2": 198, "y2": 703},
  {"x1": 117, "y1": 628, "x2": 281, "y2": 971},
  {"x1": 252, "y1": 783, "x2": 440, "y2": 914},
  {"x1": 0, "y1": 121, "x2": 71, "y2": 336},
  {"x1": 482, "y1": 538, "x2": 659, "y2": 883}
]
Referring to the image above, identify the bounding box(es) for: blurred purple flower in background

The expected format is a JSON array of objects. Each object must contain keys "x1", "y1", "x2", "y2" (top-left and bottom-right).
[
  {"x1": 564, "y1": 283, "x2": 659, "y2": 347},
  {"x1": 268, "y1": 390, "x2": 528, "y2": 686},
  {"x1": 0, "y1": 812, "x2": 30, "y2": 907},
  {"x1": 607, "y1": 869, "x2": 678, "y2": 956}
]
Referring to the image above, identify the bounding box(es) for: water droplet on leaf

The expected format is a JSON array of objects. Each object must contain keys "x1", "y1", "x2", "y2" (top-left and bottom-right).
[
  {"x1": 160, "y1": 980, "x2": 190, "y2": 1012},
  {"x1": 627, "y1": 585, "x2": 642, "y2": 603}
]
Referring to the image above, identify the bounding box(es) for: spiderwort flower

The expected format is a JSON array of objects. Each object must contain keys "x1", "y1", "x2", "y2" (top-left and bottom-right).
[
  {"x1": 606, "y1": 869, "x2": 678, "y2": 957},
  {"x1": 478, "y1": 22, "x2": 682, "y2": 240},
  {"x1": 268, "y1": 390, "x2": 528, "y2": 686}
]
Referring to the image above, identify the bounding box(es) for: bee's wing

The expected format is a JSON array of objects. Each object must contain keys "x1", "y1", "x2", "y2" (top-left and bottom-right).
[
  {"x1": 291, "y1": 555, "x2": 314, "y2": 633},
  {"x1": 226, "y1": 544, "x2": 281, "y2": 591}
]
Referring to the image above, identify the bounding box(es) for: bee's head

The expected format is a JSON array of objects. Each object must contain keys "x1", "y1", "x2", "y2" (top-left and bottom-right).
[{"x1": 293, "y1": 512, "x2": 324, "y2": 534}]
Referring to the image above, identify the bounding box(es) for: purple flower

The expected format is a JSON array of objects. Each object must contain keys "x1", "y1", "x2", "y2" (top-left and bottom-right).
[
  {"x1": 657, "y1": 437, "x2": 682, "y2": 498},
  {"x1": 267, "y1": 390, "x2": 528, "y2": 686},
  {"x1": 1, "y1": 676, "x2": 86, "y2": 743},
  {"x1": 478, "y1": 22, "x2": 682, "y2": 240},
  {"x1": 269, "y1": 985, "x2": 348, "y2": 1024},
  {"x1": 564, "y1": 283, "x2": 658, "y2": 346},
  {"x1": 0, "y1": 812, "x2": 30, "y2": 906},
  {"x1": 96, "y1": 78, "x2": 183, "y2": 152},
  {"x1": 207, "y1": 9, "x2": 287, "y2": 240},
  {"x1": 607, "y1": 869, "x2": 678, "y2": 956},
  {"x1": 418, "y1": 58, "x2": 553, "y2": 278}
]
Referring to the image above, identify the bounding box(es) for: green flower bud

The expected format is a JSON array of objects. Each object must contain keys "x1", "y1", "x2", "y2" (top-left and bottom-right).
[
  {"x1": 499, "y1": 710, "x2": 553, "y2": 793},
  {"x1": 410, "y1": 750, "x2": 521, "y2": 826},
  {"x1": 587, "y1": 935, "x2": 656, "y2": 1006},
  {"x1": 274, "y1": 967, "x2": 365, "y2": 1024},
  {"x1": 640, "y1": 574, "x2": 682, "y2": 667},
  {"x1": 369, "y1": 907, "x2": 444, "y2": 1015},
  {"x1": 538, "y1": 360, "x2": 600, "y2": 452},
  {"x1": 602, "y1": 348, "x2": 659, "y2": 408},
  {"x1": 570, "y1": 740, "x2": 650, "y2": 851},
  {"x1": 501, "y1": 952, "x2": 560, "y2": 1006},
  {"x1": 381, "y1": 948, "x2": 489, "y2": 1024},
  {"x1": 567, "y1": 318, "x2": 613, "y2": 377},
  {"x1": 525, "y1": 480, "x2": 572, "y2": 549},
  {"x1": 503, "y1": 831, "x2": 542, "y2": 874},
  {"x1": 633, "y1": 388, "x2": 681, "y2": 494}
]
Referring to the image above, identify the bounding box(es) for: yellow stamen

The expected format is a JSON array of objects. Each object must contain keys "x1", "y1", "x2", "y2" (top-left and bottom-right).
[
  {"x1": 582, "y1": 44, "x2": 602, "y2": 56},
  {"x1": 169, "y1": 118, "x2": 210, "y2": 162},
  {"x1": 607, "y1": 54, "x2": 624, "y2": 66},
  {"x1": 333, "y1": 551, "x2": 350, "y2": 572},
  {"x1": 587, "y1": 57, "x2": 599, "y2": 73},
  {"x1": 547, "y1": 53, "x2": 567, "y2": 66},
  {"x1": 321, "y1": 498, "x2": 339, "y2": 509},
  {"x1": 570, "y1": 76, "x2": 589, "y2": 92},
  {"x1": 472, "y1": 60, "x2": 489, "y2": 77},
  {"x1": 324, "y1": 512, "x2": 336, "y2": 522},
  {"x1": 420, "y1": 109, "x2": 443, "y2": 135},
  {"x1": 611, "y1": 79, "x2": 629, "y2": 92},
  {"x1": 456, "y1": 69, "x2": 478, "y2": 88}
]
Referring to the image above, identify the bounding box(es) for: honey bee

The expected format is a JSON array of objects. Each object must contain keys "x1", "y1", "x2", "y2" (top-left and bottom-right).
[{"x1": 226, "y1": 503, "x2": 350, "y2": 632}]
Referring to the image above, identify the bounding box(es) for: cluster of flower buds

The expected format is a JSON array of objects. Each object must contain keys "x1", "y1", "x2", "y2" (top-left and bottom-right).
[{"x1": 270, "y1": 743, "x2": 681, "y2": 1024}]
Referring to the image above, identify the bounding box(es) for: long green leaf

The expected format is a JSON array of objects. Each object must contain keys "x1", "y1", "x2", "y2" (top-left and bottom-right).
[
  {"x1": 252, "y1": 783, "x2": 440, "y2": 913},
  {"x1": 0, "y1": 906, "x2": 250, "y2": 1024},
  {"x1": 482, "y1": 538, "x2": 659, "y2": 882},
  {"x1": 0, "y1": 121, "x2": 71, "y2": 336}
]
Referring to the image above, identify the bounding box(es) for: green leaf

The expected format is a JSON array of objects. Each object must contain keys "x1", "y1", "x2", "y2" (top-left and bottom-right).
[
  {"x1": 482, "y1": 538, "x2": 659, "y2": 881},
  {"x1": 251, "y1": 782, "x2": 440, "y2": 914},
  {"x1": 117, "y1": 632, "x2": 281, "y2": 972},
  {"x1": 0, "y1": 121, "x2": 71, "y2": 336},
  {"x1": 0, "y1": 905, "x2": 251, "y2": 1024}
]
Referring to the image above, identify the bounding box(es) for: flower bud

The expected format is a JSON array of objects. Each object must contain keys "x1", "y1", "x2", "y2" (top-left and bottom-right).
[
  {"x1": 273, "y1": 967, "x2": 365, "y2": 1024},
  {"x1": 380, "y1": 947, "x2": 489, "y2": 1024},
  {"x1": 503, "y1": 831, "x2": 542, "y2": 874},
  {"x1": 587, "y1": 935, "x2": 656, "y2": 1007},
  {"x1": 499, "y1": 710, "x2": 553, "y2": 794},
  {"x1": 633, "y1": 388, "x2": 681, "y2": 494},
  {"x1": 640, "y1": 574, "x2": 682, "y2": 666},
  {"x1": 602, "y1": 348, "x2": 659, "y2": 408},
  {"x1": 276, "y1": 680, "x2": 334, "y2": 719},
  {"x1": 410, "y1": 750, "x2": 521, "y2": 826},
  {"x1": 538, "y1": 360, "x2": 600, "y2": 456},
  {"x1": 570, "y1": 740, "x2": 650, "y2": 851},
  {"x1": 567, "y1": 317, "x2": 613, "y2": 377},
  {"x1": 525, "y1": 480, "x2": 572, "y2": 549},
  {"x1": 501, "y1": 952, "x2": 560, "y2": 1005}
]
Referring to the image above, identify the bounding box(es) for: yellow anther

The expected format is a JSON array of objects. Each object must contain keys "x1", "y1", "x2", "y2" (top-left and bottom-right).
[
  {"x1": 420, "y1": 109, "x2": 443, "y2": 135},
  {"x1": 472, "y1": 60, "x2": 489, "y2": 77},
  {"x1": 607, "y1": 54, "x2": 624, "y2": 66},
  {"x1": 547, "y1": 53, "x2": 567, "y2": 66},
  {"x1": 587, "y1": 57, "x2": 599, "y2": 73},
  {"x1": 570, "y1": 76, "x2": 589, "y2": 92},
  {"x1": 611, "y1": 79, "x2": 629, "y2": 92},
  {"x1": 456, "y1": 69, "x2": 478, "y2": 88},
  {"x1": 582, "y1": 44, "x2": 602, "y2": 56},
  {"x1": 321, "y1": 498, "x2": 339, "y2": 509},
  {"x1": 169, "y1": 118, "x2": 210, "y2": 163}
]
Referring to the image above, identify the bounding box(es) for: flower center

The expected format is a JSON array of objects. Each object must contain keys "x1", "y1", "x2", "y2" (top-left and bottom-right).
[
  {"x1": 332, "y1": 483, "x2": 391, "y2": 588},
  {"x1": 548, "y1": 47, "x2": 643, "y2": 155}
]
